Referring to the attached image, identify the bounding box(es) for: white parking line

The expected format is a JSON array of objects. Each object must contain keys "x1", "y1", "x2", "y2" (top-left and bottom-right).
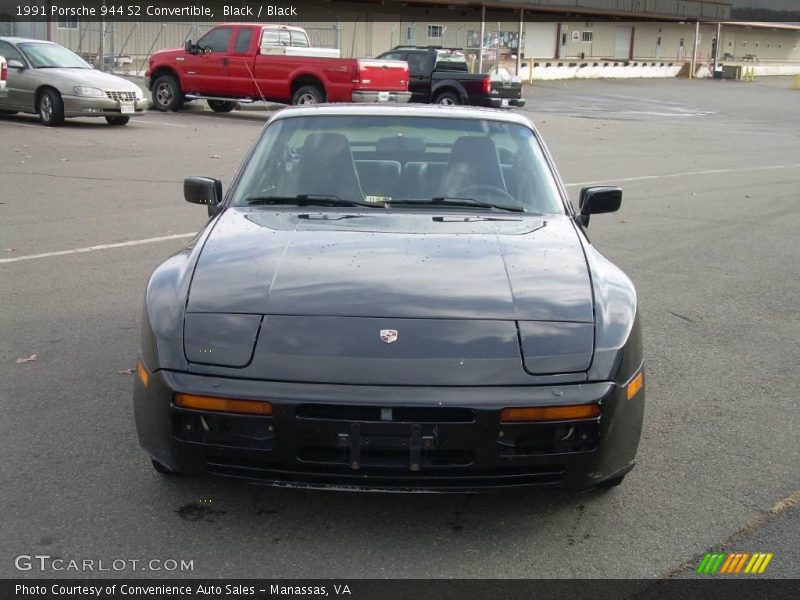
[
  {"x1": 3, "y1": 161, "x2": 799, "y2": 265},
  {"x1": 565, "y1": 163, "x2": 800, "y2": 187},
  {"x1": 0, "y1": 233, "x2": 196, "y2": 265},
  {"x1": 130, "y1": 118, "x2": 189, "y2": 128}
]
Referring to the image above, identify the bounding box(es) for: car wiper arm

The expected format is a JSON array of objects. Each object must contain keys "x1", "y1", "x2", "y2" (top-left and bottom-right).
[
  {"x1": 245, "y1": 195, "x2": 379, "y2": 208},
  {"x1": 388, "y1": 197, "x2": 524, "y2": 213}
]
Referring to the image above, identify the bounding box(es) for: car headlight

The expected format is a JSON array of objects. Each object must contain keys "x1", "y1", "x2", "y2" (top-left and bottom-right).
[
  {"x1": 134, "y1": 87, "x2": 144, "y2": 100},
  {"x1": 73, "y1": 86, "x2": 106, "y2": 98}
]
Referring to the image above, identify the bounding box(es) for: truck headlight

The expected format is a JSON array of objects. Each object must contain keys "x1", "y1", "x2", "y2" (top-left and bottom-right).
[{"x1": 73, "y1": 86, "x2": 105, "y2": 98}]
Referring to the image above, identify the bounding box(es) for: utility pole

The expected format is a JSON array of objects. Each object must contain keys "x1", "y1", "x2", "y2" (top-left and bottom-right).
[
  {"x1": 690, "y1": 20, "x2": 699, "y2": 79},
  {"x1": 478, "y1": 6, "x2": 485, "y2": 73},
  {"x1": 516, "y1": 9, "x2": 523, "y2": 76},
  {"x1": 714, "y1": 22, "x2": 722, "y2": 71}
]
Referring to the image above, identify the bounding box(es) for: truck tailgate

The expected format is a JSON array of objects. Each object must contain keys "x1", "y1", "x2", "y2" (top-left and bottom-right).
[{"x1": 356, "y1": 59, "x2": 409, "y2": 91}]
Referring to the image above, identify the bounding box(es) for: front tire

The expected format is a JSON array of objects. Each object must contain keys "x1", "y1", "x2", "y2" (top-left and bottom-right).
[
  {"x1": 434, "y1": 90, "x2": 461, "y2": 106},
  {"x1": 207, "y1": 99, "x2": 237, "y2": 113},
  {"x1": 291, "y1": 84, "x2": 324, "y2": 105},
  {"x1": 152, "y1": 74, "x2": 184, "y2": 112},
  {"x1": 38, "y1": 89, "x2": 65, "y2": 126},
  {"x1": 105, "y1": 116, "x2": 130, "y2": 126}
]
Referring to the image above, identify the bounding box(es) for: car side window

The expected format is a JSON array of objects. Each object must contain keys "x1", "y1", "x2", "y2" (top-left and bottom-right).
[
  {"x1": 197, "y1": 27, "x2": 233, "y2": 53},
  {"x1": 0, "y1": 41, "x2": 24, "y2": 64},
  {"x1": 234, "y1": 28, "x2": 253, "y2": 53},
  {"x1": 381, "y1": 52, "x2": 406, "y2": 62},
  {"x1": 406, "y1": 53, "x2": 429, "y2": 77}
]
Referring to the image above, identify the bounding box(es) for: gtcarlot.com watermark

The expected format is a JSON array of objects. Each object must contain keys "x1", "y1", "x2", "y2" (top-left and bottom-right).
[{"x1": 14, "y1": 554, "x2": 194, "y2": 572}]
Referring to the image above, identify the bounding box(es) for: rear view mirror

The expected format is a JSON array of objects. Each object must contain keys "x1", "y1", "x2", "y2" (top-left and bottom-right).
[
  {"x1": 184, "y1": 176, "x2": 222, "y2": 216},
  {"x1": 7, "y1": 59, "x2": 25, "y2": 70},
  {"x1": 577, "y1": 186, "x2": 622, "y2": 227}
]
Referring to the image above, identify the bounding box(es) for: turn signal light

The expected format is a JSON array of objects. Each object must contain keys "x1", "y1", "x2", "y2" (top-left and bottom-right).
[
  {"x1": 626, "y1": 371, "x2": 644, "y2": 400},
  {"x1": 174, "y1": 393, "x2": 273, "y2": 416},
  {"x1": 136, "y1": 360, "x2": 149, "y2": 387},
  {"x1": 500, "y1": 404, "x2": 600, "y2": 423}
]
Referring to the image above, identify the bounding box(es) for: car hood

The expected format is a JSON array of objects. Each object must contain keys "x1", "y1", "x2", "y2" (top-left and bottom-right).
[
  {"x1": 38, "y1": 68, "x2": 141, "y2": 92},
  {"x1": 187, "y1": 208, "x2": 593, "y2": 323}
]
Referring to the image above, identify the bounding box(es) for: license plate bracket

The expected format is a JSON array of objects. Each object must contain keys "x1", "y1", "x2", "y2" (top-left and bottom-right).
[
  {"x1": 120, "y1": 102, "x2": 135, "y2": 114},
  {"x1": 377, "y1": 91, "x2": 390, "y2": 101}
]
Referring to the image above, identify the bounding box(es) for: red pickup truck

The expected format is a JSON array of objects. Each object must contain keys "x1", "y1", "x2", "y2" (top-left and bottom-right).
[{"x1": 145, "y1": 24, "x2": 411, "y2": 112}]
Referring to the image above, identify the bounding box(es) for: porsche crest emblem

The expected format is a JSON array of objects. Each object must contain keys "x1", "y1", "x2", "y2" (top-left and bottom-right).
[{"x1": 380, "y1": 329, "x2": 398, "y2": 344}]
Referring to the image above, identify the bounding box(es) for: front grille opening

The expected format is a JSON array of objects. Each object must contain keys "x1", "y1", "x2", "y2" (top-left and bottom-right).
[
  {"x1": 173, "y1": 409, "x2": 275, "y2": 450},
  {"x1": 498, "y1": 420, "x2": 599, "y2": 456},
  {"x1": 296, "y1": 404, "x2": 475, "y2": 423},
  {"x1": 106, "y1": 91, "x2": 137, "y2": 102},
  {"x1": 205, "y1": 455, "x2": 565, "y2": 488},
  {"x1": 297, "y1": 445, "x2": 474, "y2": 469}
]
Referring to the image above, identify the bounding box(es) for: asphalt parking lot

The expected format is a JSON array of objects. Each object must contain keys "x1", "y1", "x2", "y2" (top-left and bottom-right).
[{"x1": 1, "y1": 77, "x2": 798, "y2": 579}]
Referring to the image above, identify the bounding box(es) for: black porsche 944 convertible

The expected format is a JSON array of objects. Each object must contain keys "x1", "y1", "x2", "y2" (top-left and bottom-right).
[{"x1": 133, "y1": 104, "x2": 644, "y2": 492}]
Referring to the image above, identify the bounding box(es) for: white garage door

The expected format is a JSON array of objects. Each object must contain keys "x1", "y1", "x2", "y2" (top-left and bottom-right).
[
  {"x1": 615, "y1": 26, "x2": 633, "y2": 60},
  {"x1": 523, "y1": 23, "x2": 558, "y2": 59}
]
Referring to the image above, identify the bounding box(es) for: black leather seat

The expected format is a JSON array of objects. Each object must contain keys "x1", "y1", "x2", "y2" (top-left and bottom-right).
[
  {"x1": 438, "y1": 136, "x2": 506, "y2": 197},
  {"x1": 295, "y1": 133, "x2": 364, "y2": 200}
]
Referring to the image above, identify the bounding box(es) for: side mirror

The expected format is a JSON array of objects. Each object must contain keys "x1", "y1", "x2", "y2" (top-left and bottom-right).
[
  {"x1": 577, "y1": 186, "x2": 622, "y2": 227},
  {"x1": 184, "y1": 40, "x2": 194, "y2": 53},
  {"x1": 184, "y1": 176, "x2": 223, "y2": 216},
  {"x1": 7, "y1": 59, "x2": 25, "y2": 70}
]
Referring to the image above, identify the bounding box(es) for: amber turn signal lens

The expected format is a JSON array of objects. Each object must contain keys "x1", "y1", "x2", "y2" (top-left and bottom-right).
[
  {"x1": 626, "y1": 371, "x2": 644, "y2": 400},
  {"x1": 174, "y1": 393, "x2": 273, "y2": 416},
  {"x1": 136, "y1": 360, "x2": 149, "y2": 387},
  {"x1": 500, "y1": 404, "x2": 600, "y2": 423}
]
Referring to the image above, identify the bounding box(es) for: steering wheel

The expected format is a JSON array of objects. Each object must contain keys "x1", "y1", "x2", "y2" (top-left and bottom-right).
[{"x1": 457, "y1": 183, "x2": 517, "y2": 203}]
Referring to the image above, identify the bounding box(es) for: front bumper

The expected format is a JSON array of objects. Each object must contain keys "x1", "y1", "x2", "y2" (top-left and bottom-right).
[
  {"x1": 134, "y1": 368, "x2": 643, "y2": 492},
  {"x1": 351, "y1": 90, "x2": 412, "y2": 103},
  {"x1": 62, "y1": 95, "x2": 148, "y2": 117}
]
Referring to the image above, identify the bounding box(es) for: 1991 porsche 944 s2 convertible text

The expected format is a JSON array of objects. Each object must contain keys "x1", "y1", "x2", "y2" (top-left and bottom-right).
[{"x1": 133, "y1": 105, "x2": 644, "y2": 492}]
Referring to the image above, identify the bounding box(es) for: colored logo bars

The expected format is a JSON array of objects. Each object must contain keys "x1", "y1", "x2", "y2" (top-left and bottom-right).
[{"x1": 696, "y1": 552, "x2": 774, "y2": 574}]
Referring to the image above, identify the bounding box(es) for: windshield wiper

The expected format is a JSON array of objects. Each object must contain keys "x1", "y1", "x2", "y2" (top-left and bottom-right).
[
  {"x1": 245, "y1": 195, "x2": 379, "y2": 208},
  {"x1": 388, "y1": 197, "x2": 524, "y2": 213}
]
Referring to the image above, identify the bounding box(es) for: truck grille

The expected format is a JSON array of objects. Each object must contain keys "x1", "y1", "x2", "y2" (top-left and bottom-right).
[{"x1": 106, "y1": 91, "x2": 136, "y2": 102}]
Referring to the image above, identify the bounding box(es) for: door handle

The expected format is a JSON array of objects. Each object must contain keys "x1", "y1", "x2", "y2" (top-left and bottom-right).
[{"x1": 222, "y1": 58, "x2": 229, "y2": 67}]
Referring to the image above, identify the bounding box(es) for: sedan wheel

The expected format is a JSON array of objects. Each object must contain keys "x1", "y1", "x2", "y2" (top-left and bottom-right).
[{"x1": 38, "y1": 89, "x2": 65, "y2": 126}]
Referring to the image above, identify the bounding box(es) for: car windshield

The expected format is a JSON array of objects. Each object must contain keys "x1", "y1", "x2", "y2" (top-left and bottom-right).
[
  {"x1": 231, "y1": 115, "x2": 565, "y2": 214},
  {"x1": 19, "y1": 43, "x2": 91, "y2": 69}
]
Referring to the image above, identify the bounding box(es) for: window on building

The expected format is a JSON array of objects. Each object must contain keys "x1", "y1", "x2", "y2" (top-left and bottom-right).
[
  {"x1": 427, "y1": 25, "x2": 443, "y2": 40},
  {"x1": 57, "y1": 18, "x2": 78, "y2": 30},
  {"x1": 582, "y1": 31, "x2": 593, "y2": 43},
  {"x1": 754, "y1": 42, "x2": 760, "y2": 48}
]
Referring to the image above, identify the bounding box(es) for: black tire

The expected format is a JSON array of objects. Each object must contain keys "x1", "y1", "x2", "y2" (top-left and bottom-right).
[
  {"x1": 434, "y1": 90, "x2": 462, "y2": 106},
  {"x1": 105, "y1": 116, "x2": 130, "y2": 126},
  {"x1": 291, "y1": 84, "x2": 324, "y2": 105},
  {"x1": 207, "y1": 99, "x2": 237, "y2": 113},
  {"x1": 150, "y1": 458, "x2": 180, "y2": 476},
  {"x1": 151, "y1": 74, "x2": 184, "y2": 112},
  {"x1": 38, "y1": 89, "x2": 65, "y2": 126},
  {"x1": 596, "y1": 475, "x2": 626, "y2": 489}
]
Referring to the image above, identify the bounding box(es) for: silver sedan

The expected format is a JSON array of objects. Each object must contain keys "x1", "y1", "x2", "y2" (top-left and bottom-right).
[{"x1": 0, "y1": 37, "x2": 148, "y2": 126}]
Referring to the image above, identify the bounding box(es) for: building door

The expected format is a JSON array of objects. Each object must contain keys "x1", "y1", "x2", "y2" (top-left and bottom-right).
[
  {"x1": 523, "y1": 22, "x2": 558, "y2": 59},
  {"x1": 614, "y1": 26, "x2": 633, "y2": 60}
]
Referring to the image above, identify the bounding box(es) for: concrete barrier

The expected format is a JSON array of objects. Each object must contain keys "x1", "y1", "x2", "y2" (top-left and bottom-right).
[{"x1": 520, "y1": 61, "x2": 684, "y2": 81}]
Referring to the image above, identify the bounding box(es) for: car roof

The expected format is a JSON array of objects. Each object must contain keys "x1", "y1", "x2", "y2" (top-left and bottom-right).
[
  {"x1": 272, "y1": 104, "x2": 535, "y2": 128},
  {"x1": 0, "y1": 37, "x2": 55, "y2": 45}
]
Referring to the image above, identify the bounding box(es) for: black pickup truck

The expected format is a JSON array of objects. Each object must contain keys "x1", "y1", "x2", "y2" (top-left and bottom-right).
[{"x1": 375, "y1": 46, "x2": 525, "y2": 108}]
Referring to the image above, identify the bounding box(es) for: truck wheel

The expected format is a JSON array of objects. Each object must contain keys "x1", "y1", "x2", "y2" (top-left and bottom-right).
[
  {"x1": 207, "y1": 100, "x2": 237, "y2": 113},
  {"x1": 38, "y1": 89, "x2": 65, "y2": 126},
  {"x1": 292, "y1": 85, "x2": 324, "y2": 105},
  {"x1": 105, "y1": 116, "x2": 130, "y2": 126},
  {"x1": 434, "y1": 91, "x2": 461, "y2": 106},
  {"x1": 152, "y1": 74, "x2": 184, "y2": 112}
]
